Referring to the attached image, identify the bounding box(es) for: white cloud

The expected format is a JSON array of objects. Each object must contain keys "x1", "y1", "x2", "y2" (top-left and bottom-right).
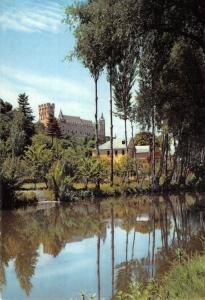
[
  {"x1": 0, "y1": 65, "x2": 94, "y2": 122},
  {"x1": 0, "y1": 65, "x2": 93, "y2": 101},
  {"x1": 0, "y1": 1, "x2": 63, "y2": 33}
]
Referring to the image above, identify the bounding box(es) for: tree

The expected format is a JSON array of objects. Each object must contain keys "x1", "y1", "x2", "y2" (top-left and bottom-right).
[
  {"x1": 0, "y1": 99, "x2": 13, "y2": 141},
  {"x1": 9, "y1": 110, "x2": 26, "y2": 157},
  {"x1": 134, "y1": 132, "x2": 160, "y2": 147},
  {"x1": 65, "y1": 4, "x2": 105, "y2": 159},
  {"x1": 138, "y1": 0, "x2": 205, "y2": 55},
  {"x1": 46, "y1": 113, "x2": 61, "y2": 145},
  {"x1": 65, "y1": 3, "x2": 106, "y2": 188},
  {"x1": 78, "y1": 157, "x2": 108, "y2": 189},
  {"x1": 113, "y1": 44, "x2": 138, "y2": 153},
  {"x1": 24, "y1": 144, "x2": 53, "y2": 186},
  {"x1": 17, "y1": 93, "x2": 34, "y2": 144},
  {"x1": 159, "y1": 41, "x2": 205, "y2": 185}
]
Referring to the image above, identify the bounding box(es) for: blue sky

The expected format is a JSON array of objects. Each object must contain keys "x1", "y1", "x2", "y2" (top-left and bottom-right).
[{"x1": 0, "y1": 0, "x2": 137, "y2": 137}]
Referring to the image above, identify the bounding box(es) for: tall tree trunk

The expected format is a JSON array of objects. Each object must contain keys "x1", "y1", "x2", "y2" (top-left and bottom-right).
[
  {"x1": 124, "y1": 118, "x2": 128, "y2": 154},
  {"x1": 109, "y1": 72, "x2": 114, "y2": 186},
  {"x1": 95, "y1": 76, "x2": 99, "y2": 158},
  {"x1": 131, "y1": 121, "x2": 139, "y2": 183},
  {"x1": 124, "y1": 118, "x2": 129, "y2": 181},
  {"x1": 94, "y1": 76, "x2": 100, "y2": 190},
  {"x1": 52, "y1": 176, "x2": 59, "y2": 201},
  {"x1": 165, "y1": 133, "x2": 169, "y2": 178},
  {"x1": 151, "y1": 106, "x2": 156, "y2": 190}
]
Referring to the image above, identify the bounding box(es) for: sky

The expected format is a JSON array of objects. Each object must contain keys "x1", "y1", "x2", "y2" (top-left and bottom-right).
[{"x1": 0, "y1": 0, "x2": 138, "y2": 138}]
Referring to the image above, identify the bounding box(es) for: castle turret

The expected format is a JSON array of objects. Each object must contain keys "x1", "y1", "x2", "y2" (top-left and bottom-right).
[
  {"x1": 38, "y1": 103, "x2": 55, "y2": 127},
  {"x1": 59, "y1": 109, "x2": 63, "y2": 120},
  {"x1": 98, "y1": 113, "x2": 105, "y2": 144}
]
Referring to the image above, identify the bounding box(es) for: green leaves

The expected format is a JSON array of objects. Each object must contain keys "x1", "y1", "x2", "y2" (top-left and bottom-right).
[{"x1": 24, "y1": 144, "x2": 53, "y2": 182}]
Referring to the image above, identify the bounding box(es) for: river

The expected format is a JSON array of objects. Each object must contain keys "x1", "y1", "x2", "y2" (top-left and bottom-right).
[{"x1": 1, "y1": 193, "x2": 205, "y2": 300}]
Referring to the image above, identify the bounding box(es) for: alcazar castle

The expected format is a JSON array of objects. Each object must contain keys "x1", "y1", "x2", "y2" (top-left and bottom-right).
[{"x1": 38, "y1": 103, "x2": 106, "y2": 144}]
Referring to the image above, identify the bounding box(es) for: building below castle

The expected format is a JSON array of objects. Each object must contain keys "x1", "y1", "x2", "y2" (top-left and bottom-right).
[{"x1": 38, "y1": 103, "x2": 106, "y2": 143}]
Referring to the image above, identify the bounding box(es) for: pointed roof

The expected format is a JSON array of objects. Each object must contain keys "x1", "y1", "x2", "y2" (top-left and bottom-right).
[{"x1": 59, "y1": 110, "x2": 63, "y2": 119}]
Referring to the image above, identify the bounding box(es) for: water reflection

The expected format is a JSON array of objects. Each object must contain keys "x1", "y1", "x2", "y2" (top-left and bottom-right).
[{"x1": 1, "y1": 193, "x2": 205, "y2": 300}]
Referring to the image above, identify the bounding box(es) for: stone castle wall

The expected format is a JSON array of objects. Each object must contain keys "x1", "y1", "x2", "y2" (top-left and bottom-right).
[
  {"x1": 38, "y1": 103, "x2": 55, "y2": 127},
  {"x1": 38, "y1": 102, "x2": 105, "y2": 143}
]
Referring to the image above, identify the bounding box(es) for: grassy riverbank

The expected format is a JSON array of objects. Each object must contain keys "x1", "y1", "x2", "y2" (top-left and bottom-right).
[
  {"x1": 18, "y1": 180, "x2": 205, "y2": 204},
  {"x1": 119, "y1": 254, "x2": 205, "y2": 300}
]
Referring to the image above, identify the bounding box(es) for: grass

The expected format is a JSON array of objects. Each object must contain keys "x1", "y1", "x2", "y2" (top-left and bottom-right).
[
  {"x1": 161, "y1": 255, "x2": 205, "y2": 300},
  {"x1": 74, "y1": 178, "x2": 150, "y2": 193},
  {"x1": 21, "y1": 182, "x2": 47, "y2": 190},
  {"x1": 118, "y1": 255, "x2": 205, "y2": 300}
]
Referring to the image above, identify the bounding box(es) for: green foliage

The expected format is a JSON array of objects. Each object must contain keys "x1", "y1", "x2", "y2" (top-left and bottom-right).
[
  {"x1": 117, "y1": 255, "x2": 205, "y2": 300},
  {"x1": 161, "y1": 255, "x2": 205, "y2": 300},
  {"x1": 46, "y1": 160, "x2": 75, "y2": 200},
  {"x1": 113, "y1": 45, "x2": 137, "y2": 122},
  {"x1": 24, "y1": 144, "x2": 53, "y2": 184},
  {"x1": 17, "y1": 93, "x2": 34, "y2": 144},
  {"x1": 46, "y1": 113, "x2": 61, "y2": 143},
  {"x1": 8, "y1": 110, "x2": 26, "y2": 157},
  {"x1": 0, "y1": 98, "x2": 13, "y2": 141},
  {"x1": 78, "y1": 157, "x2": 108, "y2": 188}
]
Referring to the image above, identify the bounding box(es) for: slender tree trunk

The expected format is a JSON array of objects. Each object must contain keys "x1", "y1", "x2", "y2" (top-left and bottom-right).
[
  {"x1": 151, "y1": 106, "x2": 156, "y2": 190},
  {"x1": 94, "y1": 76, "x2": 100, "y2": 190},
  {"x1": 109, "y1": 72, "x2": 114, "y2": 186},
  {"x1": 52, "y1": 176, "x2": 59, "y2": 201},
  {"x1": 95, "y1": 76, "x2": 99, "y2": 158},
  {"x1": 124, "y1": 118, "x2": 129, "y2": 181},
  {"x1": 131, "y1": 122, "x2": 139, "y2": 183},
  {"x1": 165, "y1": 133, "x2": 169, "y2": 178},
  {"x1": 124, "y1": 118, "x2": 128, "y2": 154}
]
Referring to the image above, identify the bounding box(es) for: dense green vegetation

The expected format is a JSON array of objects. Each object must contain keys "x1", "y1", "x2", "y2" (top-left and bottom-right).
[
  {"x1": 1, "y1": 0, "x2": 205, "y2": 207},
  {"x1": 0, "y1": 96, "x2": 111, "y2": 207},
  {"x1": 65, "y1": 0, "x2": 205, "y2": 191},
  {"x1": 118, "y1": 255, "x2": 205, "y2": 300}
]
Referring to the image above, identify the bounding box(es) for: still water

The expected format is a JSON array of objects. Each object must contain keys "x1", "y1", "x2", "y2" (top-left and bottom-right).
[{"x1": 1, "y1": 194, "x2": 205, "y2": 300}]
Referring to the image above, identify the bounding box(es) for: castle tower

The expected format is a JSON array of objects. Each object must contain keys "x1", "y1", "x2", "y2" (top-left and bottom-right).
[
  {"x1": 38, "y1": 103, "x2": 55, "y2": 127},
  {"x1": 98, "y1": 113, "x2": 105, "y2": 144}
]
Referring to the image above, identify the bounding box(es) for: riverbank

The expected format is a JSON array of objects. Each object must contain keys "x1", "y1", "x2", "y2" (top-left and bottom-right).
[
  {"x1": 3, "y1": 179, "x2": 205, "y2": 210},
  {"x1": 18, "y1": 180, "x2": 205, "y2": 202},
  {"x1": 119, "y1": 254, "x2": 205, "y2": 300}
]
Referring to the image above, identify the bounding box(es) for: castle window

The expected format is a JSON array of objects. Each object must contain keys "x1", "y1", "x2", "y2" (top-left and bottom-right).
[
  {"x1": 122, "y1": 150, "x2": 125, "y2": 155},
  {"x1": 107, "y1": 151, "x2": 110, "y2": 156},
  {"x1": 115, "y1": 150, "x2": 118, "y2": 156}
]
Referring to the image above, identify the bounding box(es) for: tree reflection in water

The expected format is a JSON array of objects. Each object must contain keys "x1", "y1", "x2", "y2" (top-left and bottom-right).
[{"x1": 1, "y1": 193, "x2": 205, "y2": 299}]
